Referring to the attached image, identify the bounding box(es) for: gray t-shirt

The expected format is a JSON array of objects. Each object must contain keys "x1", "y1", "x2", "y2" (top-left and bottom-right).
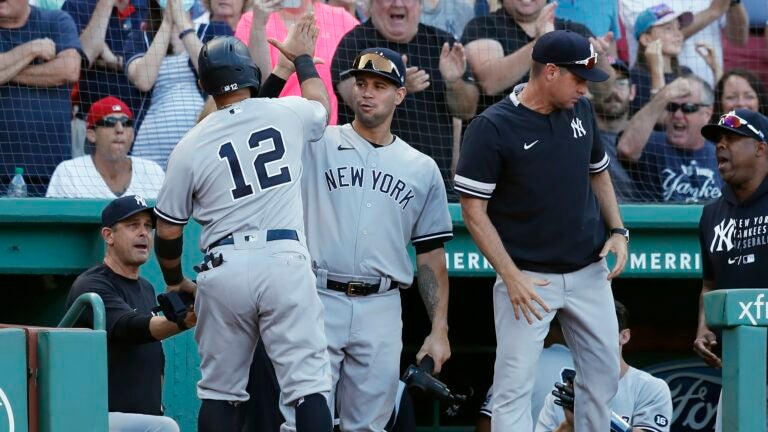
[
  {"x1": 419, "y1": 0, "x2": 475, "y2": 38},
  {"x1": 301, "y1": 123, "x2": 453, "y2": 286},
  {"x1": 155, "y1": 96, "x2": 327, "y2": 249}
]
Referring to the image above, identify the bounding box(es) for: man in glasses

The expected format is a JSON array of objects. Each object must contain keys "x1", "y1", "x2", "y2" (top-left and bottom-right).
[
  {"x1": 46, "y1": 96, "x2": 165, "y2": 198},
  {"x1": 618, "y1": 74, "x2": 723, "y2": 202},
  {"x1": 695, "y1": 108, "x2": 768, "y2": 432},
  {"x1": 303, "y1": 47, "x2": 452, "y2": 431},
  {"x1": 456, "y1": 30, "x2": 628, "y2": 431}
]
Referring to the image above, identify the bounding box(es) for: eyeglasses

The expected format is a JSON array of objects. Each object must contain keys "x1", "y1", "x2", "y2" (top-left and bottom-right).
[
  {"x1": 555, "y1": 44, "x2": 598, "y2": 70},
  {"x1": 720, "y1": 111, "x2": 765, "y2": 140},
  {"x1": 96, "y1": 117, "x2": 134, "y2": 128},
  {"x1": 665, "y1": 102, "x2": 707, "y2": 114},
  {"x1": 352, "y1": 52, "x2": 402, "y2": 80}
]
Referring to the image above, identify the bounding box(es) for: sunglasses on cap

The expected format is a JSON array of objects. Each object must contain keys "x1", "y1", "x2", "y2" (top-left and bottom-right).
[
  {"x1": 555, "y1": 44, "x2": 598, "y2": 70},
  {"x1": 352, "y1": 53, "x2": 402, "y2": 79},
  {"x1": 96, "y1": 117, "x2": 134, "y2": 128},
  {"x1": 720, "y1": 111, "x2": 765, "y2": 140},
  {"x1": 665, "y1": 102, "x2": 707, "y2": 114}
]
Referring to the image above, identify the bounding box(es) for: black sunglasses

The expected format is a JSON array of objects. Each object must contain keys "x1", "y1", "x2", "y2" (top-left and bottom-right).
[
  {"x1": 96, "y1": 117, "x2": 134, "y2": 128},
  {"x1": 666, "y1": 102, "x2": 707, "y2": 114}
]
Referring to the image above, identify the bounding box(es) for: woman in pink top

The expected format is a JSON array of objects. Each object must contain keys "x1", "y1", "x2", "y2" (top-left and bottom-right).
[{"x1": 235, "y1": 0, "x2": 359, "y2": 124}]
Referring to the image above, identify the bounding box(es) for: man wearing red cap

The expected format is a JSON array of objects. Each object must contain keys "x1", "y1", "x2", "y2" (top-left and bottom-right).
[{"x1": 46, "y1": 96, "x2": 165, "y2": 198}]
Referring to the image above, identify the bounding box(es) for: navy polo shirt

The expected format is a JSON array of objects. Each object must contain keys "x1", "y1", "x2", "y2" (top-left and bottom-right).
[
  {"x1": 0, "y1": 6, "x2": 83, "y2": 196},
  {"x1": 455, "y1": 85, "x2": 609, "y2": 273},
  {"x1": 62, "y1": 0, "x2": 149, "y2": 125},
  {"x1": 699, "y1": 176, "x2": 768, "y2": 290}
]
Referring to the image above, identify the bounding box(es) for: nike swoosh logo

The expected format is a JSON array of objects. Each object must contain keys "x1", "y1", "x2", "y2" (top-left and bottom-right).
[
  {"x1": 728, "y1": 257, "x2": 737, "y2": 264},
  {"x1": 337, "y1": 145, "x2": 354, "y2": 151},
  {"x1": 523, "y1": 140, "x2": 539, "y2": 150}
]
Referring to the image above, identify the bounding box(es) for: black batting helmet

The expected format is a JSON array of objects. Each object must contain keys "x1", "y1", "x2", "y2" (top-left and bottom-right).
[{"x1": 198, "y1": 36, "x2": 261, "y2": 97}]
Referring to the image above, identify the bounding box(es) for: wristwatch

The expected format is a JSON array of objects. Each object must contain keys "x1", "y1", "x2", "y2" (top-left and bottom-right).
[{"x1": 610, "y1": 227, "x2": 630, "y2": 243}]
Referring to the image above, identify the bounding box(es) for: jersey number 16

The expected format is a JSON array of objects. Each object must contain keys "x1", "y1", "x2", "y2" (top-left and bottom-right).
[{"x1": 218, "y1": 127, "x2": 292, "y2": 200}]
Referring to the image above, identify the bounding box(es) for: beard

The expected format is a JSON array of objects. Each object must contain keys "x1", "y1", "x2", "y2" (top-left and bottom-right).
[{"x1": 595, "y1": 96, "x2": 630, "y2": 121}]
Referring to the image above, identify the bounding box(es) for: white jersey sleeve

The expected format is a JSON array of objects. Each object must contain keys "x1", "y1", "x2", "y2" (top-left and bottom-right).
[
  {"x1": 535, "y1": 393, "x2": 566, "y2": 432},
  {"x1": 412, "y1": 158, "x2": 452, "y2": 246},
  {"x1": 271, "y1": 96, "x2": 327, "y2": 143},
  {"x1": 627, "y1": 370, "x2": 673, "y2": 432},
  {"x1": 155, "y1": 139, "x2": 195, "y2": 225}
]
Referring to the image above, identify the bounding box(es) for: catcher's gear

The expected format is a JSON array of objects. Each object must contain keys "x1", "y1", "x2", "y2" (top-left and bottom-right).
[{"x1": 198, "y1": 36, "x2": 261, "y2": 97}]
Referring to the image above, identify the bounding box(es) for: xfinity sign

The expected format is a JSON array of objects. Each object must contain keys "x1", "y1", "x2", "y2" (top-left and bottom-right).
[
  {"x1": 704, "y1": 289, "x2": 768, "y2": 328},
  {"x1": 739, "y1": 293, "x2": 768, "y2": 326}
]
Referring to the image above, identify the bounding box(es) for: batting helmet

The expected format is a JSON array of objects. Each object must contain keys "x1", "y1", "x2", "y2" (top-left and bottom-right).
[{"x1": 198, "y1": 36, "x2": 261, "y2": 97}]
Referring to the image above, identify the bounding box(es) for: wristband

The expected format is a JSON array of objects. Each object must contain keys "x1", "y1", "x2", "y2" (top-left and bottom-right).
[
  {"x1": 179, "y1": 28, "x2": 195, "y2": 40},
  {"x1": 160, "y1": 263, "x2": 184, "y2": 286},
  {"x1": 294, "y1": 54, "x2": 320, "y2": 83}
]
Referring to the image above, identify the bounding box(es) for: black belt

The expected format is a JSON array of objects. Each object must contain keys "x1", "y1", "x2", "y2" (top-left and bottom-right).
[
  {"x1": 207, "y1": 229, "x2": 299, "y2": 251},
  {"x1": 326, "y1": 279, "x2": 400, "y2": 296}
]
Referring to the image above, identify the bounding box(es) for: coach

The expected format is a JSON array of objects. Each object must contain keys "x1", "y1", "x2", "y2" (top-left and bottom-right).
[{"x1": 455, "y1": 30, "x2": 627, "y2": 431}]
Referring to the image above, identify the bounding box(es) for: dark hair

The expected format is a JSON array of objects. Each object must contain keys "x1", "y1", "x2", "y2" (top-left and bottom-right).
[
  {"x1": 634, "y1": 32, "x2": 683, "y2": 77},
  {"x1": 530, "y1": 61, "x2": 545, "y2": 79},
  {"x1": 615, "y1": 300, "x2": 629, "y2": 331},
  {"x1": 713, "y1": 68, "x2": 768, "y2": 121}
]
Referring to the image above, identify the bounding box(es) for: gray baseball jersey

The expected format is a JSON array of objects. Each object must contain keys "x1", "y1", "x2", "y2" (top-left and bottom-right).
[
  {"x1": 301, "y1": 123, "x2": 453, "y2": 286},
  {"x1": 536, "y1": 367, "x2": 673, "y2": 432},
  {"x1": 300, "y1": 123, "x2": 452, "y2": 430},
  {"x1": 155, "y1": 96, "x2": 326, "y2": 249}
]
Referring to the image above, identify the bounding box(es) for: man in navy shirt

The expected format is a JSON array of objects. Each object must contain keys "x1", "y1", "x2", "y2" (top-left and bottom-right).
[
  {"x1": 62, "y1": 0, "x2": 149, "y2": 155},
  {"x1": 693, "y1": 109, "x2": 768, "y2": 431},
  {"x1": 0, "y1": 0, "x2": 82, "y2": 196},
  {"x1": 618, "y1": 74, "x2": 723, "y2": 202},
  {"x1": 455, "y1": 30, "x2": 628, "y2": 432}
]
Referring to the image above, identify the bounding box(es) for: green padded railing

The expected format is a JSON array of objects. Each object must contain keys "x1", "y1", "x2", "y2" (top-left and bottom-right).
[{"x1": 57, "y1": 292, "x2": 106, "y2": 331}]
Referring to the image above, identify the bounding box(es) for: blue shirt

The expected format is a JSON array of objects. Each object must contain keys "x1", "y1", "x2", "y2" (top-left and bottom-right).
[
  {"x1": 551, "y1": 0, "x2": 620, "y2": 39},
  {"x1": 62, "y1": 0, "x2": 149, "y2": 125},
  {"x1": 632, "y1": 131, "x2": 723, "y2": 203},
  {"x1": 0, "y1": 6, "x2": 83, "y2": 196}
]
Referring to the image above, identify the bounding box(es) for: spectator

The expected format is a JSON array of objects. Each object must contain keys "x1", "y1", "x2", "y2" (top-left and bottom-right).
[
  {"x1": 66, "y1": 195, "x2": 195, "y2": 431},
  {"x1": 461, "y1": 0, "x2": 597, "y2": 114},
  {"x1": 555, "y1": 0, "x2": 621, "y2": 52},
  {"x1": 0, "y1": 0, "x2": 82, "y2": 196},
  {"x1": 47, "y1": 97, "x2": 165, "y2": 198},
  {"x1": 629, "y1": 3, "x2": 693, "y2": 114},
  {"x1": 618, "y1": 75, "x2": 724, "y2": 202},
  {"x1": 125, "y1": 0, "x2": 230, "y2": 169},
  {"x1": 331, "y1": 0, "x2": 479, "y2": 196},
  {"x1": 235, "y1": 0, "x2": 359, "y2": 125},
  {"x1": 194, "y1": 0, "x2": 251, "y2": 28},
  {"x1": 713, "y1": 68, "x2": 768, "y2": 120},
  {"x1": 62, "y1": 0, "x2": 149, "y2": 157},
  {"x1": 722, "y1": 0, "x2": 768, "y2": 88},
  {"x1": 590, "y1": 58, "x2": 645, "y2": 202},
  {"x1": 536, "y1": 301, "x2": 673, "y2": 432},
  {"x1": 327, "y1": 0, "x2": 367, "y2": 22},
  {"x1": 420, "y1": 0, "x2": 474, "y2": 39},
  {"x1": 621, "y1": 0, "x2": 748, "y2": 87}
]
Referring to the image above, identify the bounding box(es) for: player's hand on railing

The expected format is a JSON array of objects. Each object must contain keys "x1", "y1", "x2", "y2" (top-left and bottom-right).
[
  {"x1": 403, "y1": 54, "x2": 430, "y2": 93},
  {"x1": 503, "y1": 272, "x2": 551, "y2": 324},
  {"x1": 416, "y1": 329, "x2": 451, "y2": 374},
  {"x1": 439, "y1": 42, "x2": 467, "y2": 87},
  {"x1": 693, "y1": 326, "x2": 723, "y2": 368}
]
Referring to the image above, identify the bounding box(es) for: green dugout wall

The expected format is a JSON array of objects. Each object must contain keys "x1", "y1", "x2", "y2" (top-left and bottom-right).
[{"x1": 0, "y1": 199, "x2": 705, "y2": 431}]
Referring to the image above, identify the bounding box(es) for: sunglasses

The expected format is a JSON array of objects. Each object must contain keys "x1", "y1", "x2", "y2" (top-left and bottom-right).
[
  {"x1": 95, "y1": 117, "x2": 134, "y2": 128},
  {"x1": 352, "y1": 53, "x2": 402, "y2": 79},
  {"x1": 720, "y1": 111, "x2": 765, "y2": 140},
  {"x1": 665, "y1": 102, "x2": 707, "y2": 114},
  {"x1": 555, "y1": 44, "x2": 598, "y2": 70}
]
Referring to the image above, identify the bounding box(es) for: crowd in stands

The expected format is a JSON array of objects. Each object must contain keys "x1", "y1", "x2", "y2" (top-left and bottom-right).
[{"x1": 1, "y1": 0, "x2": 767, "y2": 203}]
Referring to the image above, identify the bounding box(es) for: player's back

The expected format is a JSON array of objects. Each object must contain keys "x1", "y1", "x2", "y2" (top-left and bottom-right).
[{"x1": 160, "y1": 96, "x2": 327, "y2": 249}]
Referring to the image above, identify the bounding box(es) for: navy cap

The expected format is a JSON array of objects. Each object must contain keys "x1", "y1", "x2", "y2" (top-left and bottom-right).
[
  {"x1": 701, "y1": 109, "x2": 768, "y2": 143},
  {"x1": 609, "y1": 57, "x2": 630, "y2": 77},
  {"x1": 346, "y1": 47, "x2": 406, "y2": 87},
  {"x1": 101, "y1": 195, "x2": 156, "y2": 228},
  {"x1": 532, "y1": 30, "x2": 609, "y2": 82}
]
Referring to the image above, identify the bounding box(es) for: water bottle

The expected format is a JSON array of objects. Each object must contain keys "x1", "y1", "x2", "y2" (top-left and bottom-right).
[{"x1": 7, "y1": 167, "x2": 27, "y2": 197}]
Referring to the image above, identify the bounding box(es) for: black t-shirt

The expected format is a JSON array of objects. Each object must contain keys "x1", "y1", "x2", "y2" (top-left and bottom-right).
[
  {"x1": 66, "y1": 264, "x2": 164, "y2": 415},
  {"x1": 455, "y1": 87, "x2": 608, "y2": 273},
  {"x1": 699, "y1": 176, "x2": 768, "y2": 289},
  {"x1": 461, "y1": 11, "x2": 593, "y2": 114},
  {"x1": 331, "y1": 20, "x2": 471, "y2": 197}
]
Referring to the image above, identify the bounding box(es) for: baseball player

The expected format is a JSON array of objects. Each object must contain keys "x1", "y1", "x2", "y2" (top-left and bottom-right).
[
  {"x1": 301, "y1": 47, "x2": 453, "y2": 431},
  {"x1": 152, "y1": 22, "x2": 334, "y2": 432},
  {"x1": 455, "y1": 30, "x2": 628, "y2": 431},
  {"x1": 536, "y1": 301, "x2": 673, "y2": 432}
]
